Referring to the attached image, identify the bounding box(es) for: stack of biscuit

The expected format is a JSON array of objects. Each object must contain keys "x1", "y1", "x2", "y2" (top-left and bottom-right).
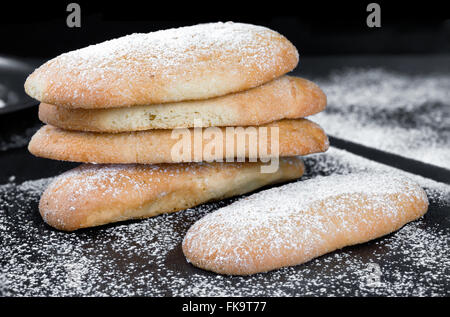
[{"x1": 25, "y1": 22, "x2": 329, "y2": 231}]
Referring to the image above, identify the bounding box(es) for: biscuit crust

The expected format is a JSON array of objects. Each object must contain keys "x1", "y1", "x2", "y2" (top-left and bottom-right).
[
  {"x1": 39, "y1": 158, "x2": 305, "y2": 231},
  {"x1": 28, "y1": 119, "x2": 329, "y2": 164},
  {"x1": 25, "y1": 22, "x2": 298, "y2": 109},
  {"x1": 38, "y1": 76, "x2": 326, "y2": 132}
]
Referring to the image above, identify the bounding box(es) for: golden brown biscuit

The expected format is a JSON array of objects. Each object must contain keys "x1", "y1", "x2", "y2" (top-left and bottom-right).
[
  {"x1": 25, "y1": 22, "x2": 298, "y2": 109},
  {"x1": 38, "y1": 76, "x2": 326, "y2": 132},
  {"x1": 39, "y1": 158, "x2": 305, "y2": 231},
  {"x1": 183, "y1": 172, "x2": 429, "y2": 275},
  {"x1": 28, "y1": 119, "x2": 329, "y2": 164}
]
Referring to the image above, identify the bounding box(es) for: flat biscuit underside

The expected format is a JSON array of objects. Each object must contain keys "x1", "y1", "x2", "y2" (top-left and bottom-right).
[
  {"x1": 38, "y1": 76, "x2": 327, "y2": 132},
  {"x1": 28, "y1": 119, "x2": 329, "y2": 164},
  {"x1": 39, "y1": 158, "x2": 305, "y2": 231}
]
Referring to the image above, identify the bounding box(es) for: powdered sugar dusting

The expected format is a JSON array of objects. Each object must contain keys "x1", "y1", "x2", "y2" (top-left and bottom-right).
[
  {"x1": 313, "y1": 68, "x2": 450, "y2": 169},
  {"x1": 1, "y1": 147, "x2": 449, "y2": 296},
  {"x1": 45, "y1": 161, "x2": 254, "y2": 197},
  {"x1": 28, "y1": 22, "x2": 297, "y2": 107},
  {"x1": 63, "y1": 22, "x2": 286, "y2": 72},
  {"x1": 39, "y1": 161, "x2": 262, "y2": 229}
]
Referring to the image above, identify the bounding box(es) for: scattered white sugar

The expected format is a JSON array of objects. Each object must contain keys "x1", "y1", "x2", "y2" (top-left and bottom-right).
[
  {"x1": 0, "y1": 84, "x2": 7, "y2": 108},
  {"x1": 305, "y1": 147, "x2": 450, "y2": 206},
  {"x1": 0, "y1": 147, "x2": 449, "y2": 296},
  {"x1": 0, "y1": 125, "x2": 40, "y2": 152},
  {"x1": 312, "y1": 68, "x2": 450, "y2": 169},
  {"x1": 0, "y1": 84, "x2": 20, "y2": 108},
  {"x1": 17, "y1": 177, "x2": 54, "y2": 195}
]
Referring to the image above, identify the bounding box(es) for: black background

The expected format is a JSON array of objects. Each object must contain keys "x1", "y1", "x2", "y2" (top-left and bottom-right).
[{"x1": 1, "y1": 0, "x2": 449, "y2": 58}]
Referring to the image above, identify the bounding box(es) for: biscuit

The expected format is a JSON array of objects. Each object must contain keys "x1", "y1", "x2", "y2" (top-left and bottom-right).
[
  {"x1": 182, "y1": 172, "x2": 429, "y2": 275},
  {"x1": 38, "y1": 76, "x2": 326, "y2": 132},
  {"x1": 25, "y1": 22, "x2": 298, "y2": 109},
  {"x1": 28, "y1": 119, "x2": 329, "y2": 164},
  {"x1": 39, "y1": 158, "x2": 305, "y2": 231}
]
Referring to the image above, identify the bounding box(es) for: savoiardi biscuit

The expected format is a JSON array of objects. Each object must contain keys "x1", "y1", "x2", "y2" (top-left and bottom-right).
[
  {"x1": 25, "y1": 22, "x2": 298, "y2": 109},
  {"x1": 39, "y1": 158, "x2": 305, "y2": 231},
  {"x1": 38, "y1": 76, "x2": 326, "y2": 132},
  {"x1": 182, "y1": 172, "x2": 429, "y2": 275},
  {"x1": 28, "y1": 119, "x2": 329, "y2": 164}
]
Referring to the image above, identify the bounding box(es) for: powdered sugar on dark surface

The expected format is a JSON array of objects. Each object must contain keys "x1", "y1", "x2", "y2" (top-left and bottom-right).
[
  {"x1": 1, "y1": 147, "x2": 449, "y2": 296},
  {"x1": 312, "y1": 68, "x2": 450, "y2": 169}
]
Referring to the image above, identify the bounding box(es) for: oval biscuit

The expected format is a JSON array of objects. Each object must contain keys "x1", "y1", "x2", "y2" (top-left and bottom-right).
[
  {"x1": 39, "y1": 158, "x2": 305, "y2": 231},
  {"x1": 25, "y1": 22, "x2": 298, "y2": 109},
  {"x1": 38, "y1": 76, "x2": 326, "y2": 132},
  {"x1": 182, "y1": 173, "x2": 429, "y2": 275}
]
